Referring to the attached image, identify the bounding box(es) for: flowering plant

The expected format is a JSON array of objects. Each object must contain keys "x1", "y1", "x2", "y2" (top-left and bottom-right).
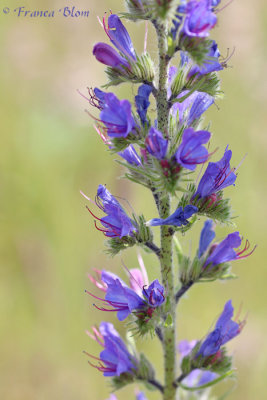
[{"x1": 81, "y1": 1, "x2": 256, "y2": 399}]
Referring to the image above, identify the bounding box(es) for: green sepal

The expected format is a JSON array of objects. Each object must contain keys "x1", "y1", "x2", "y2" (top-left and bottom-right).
[
  {"x1": 111, "y1": 372, "x2": 135, "y2": 391},
  {"x1": 103, "y1": 53, "x2": 155, "y2": 88},
  {"x1": 179, "y1": 35, "x2": 213, "y2": 66},
  {"x1": 105, "y1": 236, "x2": 137, "y2": 257},
  {"x1": 137, "y1": 353, "x2": 156, "y2": 383},
  {"x1": 178, "y1": 183, "x2": 233, "y2": 225}
]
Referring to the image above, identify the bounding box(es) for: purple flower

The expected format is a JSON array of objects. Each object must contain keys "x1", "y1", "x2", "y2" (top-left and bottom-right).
[
  {"x1": 147, "y1": 205, "x2": 198, "y2": 227},
  {"x1": 103, "y1": 14, "x2": 136, "y2": 62},
  {"x1": 93, "y1": 42, "x2": 130, "y2": 68},
  {"x1": 197, "y1": 300, "x2": 244, "y2": 358},
  {"x1": 188, "y1": 41, "x2": 223, "y2": 77},
  {"x1": 171, "y1": 91, "x2": 214, "y2": 126},
  {"x1": 175, "y1": 128, "x2": 211, "y2": 171},
  {"x1": 204, "y1": 231, "x2": 256, "y2": 267},
  {"x1": 100, "y1": 93, "x2": 137, "y2": 138},
  {"x1": 145, "y1": 127, "x2": 168, "y2": 160},
  {"x1": 84, "y1": 184, "x2": 137, "y2": 238},
  {"x1": 142, "y1": 280, "x2": 165, "y2": 307},
  {"x1": 182, "y1": 0, "x2": 217, "y2": 38},
  {"x1": 118, "y1": 145, "x2": 142, "y2": 166},
  {"x1": 135, "y1": 84, "x2": 153, "y2": 125},
  {"x1": 87, "y1": 270, "x2": 165, "y2": 321},
  {"x1": 194, "y1": 147, "x2": 237, "y2": 199},
  {"x1": 100, "y1": 271, "x2": 146, "y2": 321},
  {"x1": 198, "y1": 219, "x2": 215, "y2": 258},
  {"x1": 178, "y1": 340, "x2": 217, "y2": 387},
  {"x1": 86, "y1": 322, "x2": 137, "y2": 376}
]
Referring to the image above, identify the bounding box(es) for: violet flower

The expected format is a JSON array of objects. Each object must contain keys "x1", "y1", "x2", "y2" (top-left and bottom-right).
[
  {"x1": 147, "y1": 205, "x2": 198, "y2": 227},
  {"x1": 87, "y1": 270, "x2": 165, "y2": 321},
  {"x1": 204, "y1": 231, "x2": 256, "y2": 267},
  {"x1": 103, "y1": 14, "x2": 136, "y2": 62},
  {"x1": 84, "y1": 184, "x2": 137, "y2": 238},
  {"x1": 175, "y1": 128, "x2": 211, "y2": 170},
  {"x1": 194, "y1": 146, "x2": 237, "y2": 199},
  {"x1": 197, "y1": 300, "x2": 244, "y2": 358},
  {"x1": 145, "y1": 127, "x2": 168, "y2": 160},
  {"x1": 93, "y1": 42, "x2": 130, "y2": 68},
  {"x1": 171, "y1": 91, "x2": 214, "y2": 126},
  {"x1": 178, "y1": 340, "x2": 217, "y2": 387},
  {"x1": 135, "y1": 84, "x2": 153, "y2": 126},
  {"x1": 182, "y1": 0, "x2": 217, "y2": 38},
  {"x1": 93, "y1": 14, "x2": 136, "y2": 69},
  {"x1": 100, "y1": 93, "x2": 137, "y2": 138},
  {"x1": 86, "y1": 322, "x2": 137, "y2": 376},
  {"x1": 118, "y1": 145, "x2": 142, "y2": 166}
]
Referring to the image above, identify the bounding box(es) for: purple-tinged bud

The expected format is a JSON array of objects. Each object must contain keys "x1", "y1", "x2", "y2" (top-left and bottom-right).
[
  {"x1": 145, "y1": 127, "x2": 168, "y2": 160},
  {"x1": 118, "y1": 145, "x2": 142, "y2": 166},
  {"x1": 194, "y1": 146, "x2": 237, "y2": 199},
  {"x1": 82, "y1": 184, "x2": 137, "y2": 238},
  {"x1": 103, "y1": 14, "x2": 136, "y2": 62},
  {"x1": 135, "y1": 84, "x2": 152, "y2": 126},
  {"x1": 204, "y1": 232, "x2": 256, "y2": 267},
  {"x1": 85, "y1": 322, "x2": 137, "y2": 376},
  {"x1": 175, "y1": 128, "x2": 212, "y2": 171},
  {"x1": 147, "y1": 205, "x2": 198, "y2": 227},
  {"x1": 100, "y1": 93, "x2": 138, "y2": 138},
  {"x1": 93, "y1": 42, "x2": 130, "y2": 68},
  {"x1": 197, "y1": 300, "x2": 245, "y2": 358},
  {"x1": 182, "y1": 0, "x2": 217, "y2": 38}
]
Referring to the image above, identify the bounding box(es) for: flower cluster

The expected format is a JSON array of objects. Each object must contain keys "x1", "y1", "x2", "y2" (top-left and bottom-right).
[{"x1": 81, "y1": 5, "x2": 254, "y2": 400}]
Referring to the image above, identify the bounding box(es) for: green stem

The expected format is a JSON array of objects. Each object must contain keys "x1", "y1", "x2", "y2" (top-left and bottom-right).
[{"x1": 155, "y1": 21, "x2": 176, "y2": 400}]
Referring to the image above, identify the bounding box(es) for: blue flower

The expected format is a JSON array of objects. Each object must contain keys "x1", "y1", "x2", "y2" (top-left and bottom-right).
[
  {"x1": 182, "y1": 0, "x2": 217, "y2": 38},
  {"x1": 100, "y1": 93, "x2": 137, "y2": 138},
  {"x1": 194, "y1": 146, "x2": 237, "y2": 199},
  {"x1": 175, "y1": 128, "x2": 211, "y2": 171},
  {"x1": 204, "y1": 231, "x2": 256, "y2": 267},
  {"x1": 87, "y1": 322, "x2": 137, "y2": 376},
  {"x1": 147, "y1": 205, "x2": 198, "y2": 227},
  {"x1": 135, "y1": 84, "x2": 153, "y2": 126},
  {"x1": 104, "y1": 14, "x2": 136, "y2": 62},
  {"x1": 101, "y1": 271, "x2": 146, "y2": 321},
  {"x1": 87, "y1": 270, "x2": 165, "y2": 321},
  {"x1": 142, "y1": 280, "x2": 165, "y2": 307},
  {"x1": 188, "y1": 41, "x2": 223, "y2": 77},
  {"x1": 136, "y1": 393, "x2": 147, "y2": 400},
  {"x1": 93, "y1": 42, "x2": 130, "y2": 68},
  {"x1": 197, "y1": 300, "x2": 243, "y2": 358},
  {"x1": 178, "y1": 340, "x2": 218, "y2": 387},
  {"x1": 145, "y1": 127, "x2": 168, "y2": 160},
  {"x1": 198, "y1": 219, "x2": 215, "y2": 258},
  {"x1": 171, "y1": 91, "x2": 214, "y2": 126},
  {"x1": 85, "y1": 184, "x2": 137, "y2": 238},
  {"x1": 118, "y1": 145, "x2": 142, "y2": 166}
]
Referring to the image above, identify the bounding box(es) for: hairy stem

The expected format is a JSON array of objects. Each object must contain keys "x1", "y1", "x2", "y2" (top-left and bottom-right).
[{"x1": 155, "y1": 21, "x2": 176, "y2": 400}]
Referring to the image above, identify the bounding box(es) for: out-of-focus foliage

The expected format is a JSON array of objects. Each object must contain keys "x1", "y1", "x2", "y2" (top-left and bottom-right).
[{"x1": 1, "y1": 0, "x2": 267, "y2": 399}]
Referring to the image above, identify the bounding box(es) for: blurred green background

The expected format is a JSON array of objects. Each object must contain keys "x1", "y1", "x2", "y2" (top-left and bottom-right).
[{"x1": 1, "y1": 0, "x2": 267, "y2": 399}]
